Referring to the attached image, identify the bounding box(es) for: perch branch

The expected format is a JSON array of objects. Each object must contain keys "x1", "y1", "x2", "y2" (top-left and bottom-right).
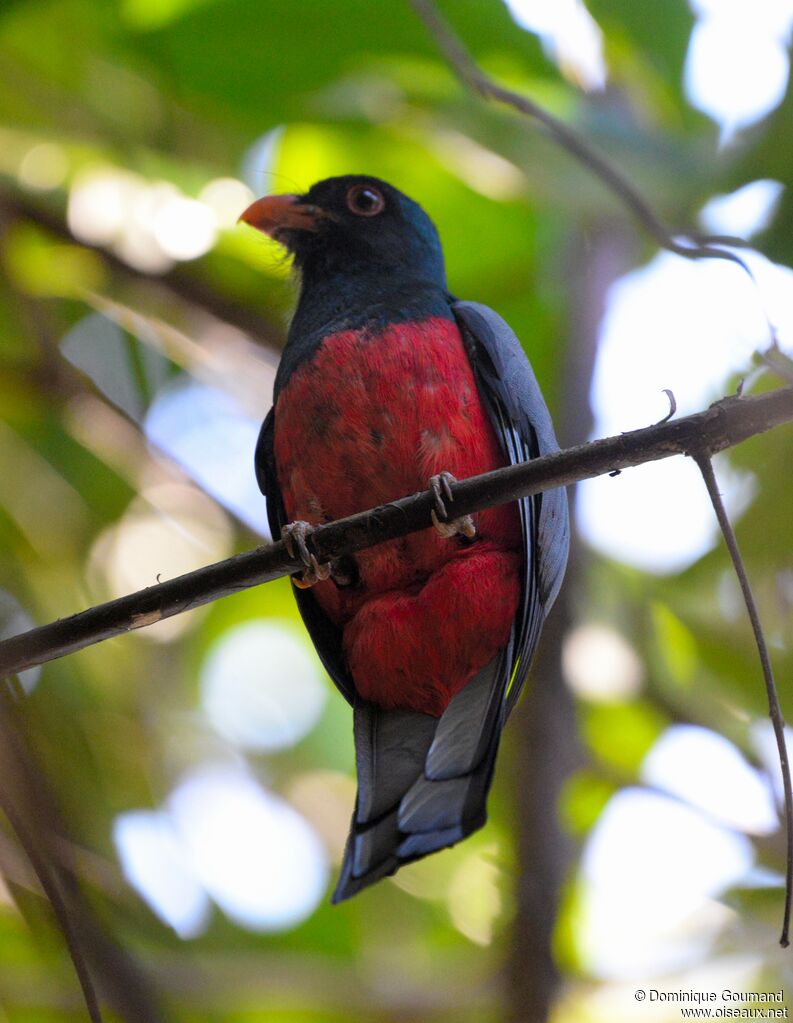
[{"x1": 0, "y1": 387, "x2": 791, "y2": 679}]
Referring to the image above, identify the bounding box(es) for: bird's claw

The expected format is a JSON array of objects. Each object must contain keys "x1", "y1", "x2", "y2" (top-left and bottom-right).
[
  {"x1": 431, "y1": 471, "x2": 455, "y2": 519},
  {"x1": 281, "y1": 521, "x2": 331, "y2": 588},
  {"x1": 429, "y1": 472, "x2": 477, "y2": 540}
]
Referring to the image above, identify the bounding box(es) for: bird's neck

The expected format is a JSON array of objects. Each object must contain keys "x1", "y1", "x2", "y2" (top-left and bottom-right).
[
  {"x1": 295, "y1": 264, "x2": 449, "y2": 332},
  {"x1": 274, "y1": 269, "x2": 453, "y2": 398}
]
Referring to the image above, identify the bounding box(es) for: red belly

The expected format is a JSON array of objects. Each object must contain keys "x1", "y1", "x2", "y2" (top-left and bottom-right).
[{"x1": 273, "y1": 316, "x2": 521, "y2": 715}]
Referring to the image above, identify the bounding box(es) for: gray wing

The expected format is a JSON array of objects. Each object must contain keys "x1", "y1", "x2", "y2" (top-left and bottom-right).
[
  {"x1": 454, "y1": 300, "x2": 569, "y2": 618},
  {"x1": 454, "y1": 301, "x2": 568, "y2": 718}
]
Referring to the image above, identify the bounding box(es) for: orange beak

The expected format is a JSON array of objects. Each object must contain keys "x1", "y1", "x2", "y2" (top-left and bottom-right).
[{"x1": 238, "y1": 194, "x2": 325, "y2": 238}]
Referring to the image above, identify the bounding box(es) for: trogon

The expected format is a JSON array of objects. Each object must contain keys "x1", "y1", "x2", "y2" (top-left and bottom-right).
[{"x1": 240, "y1": 176, "x2": 569, "y2": 902}]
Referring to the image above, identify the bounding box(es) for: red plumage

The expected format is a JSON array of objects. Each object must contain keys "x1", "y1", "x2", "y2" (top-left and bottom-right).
[{"x1": 273, "y1": 315, "x2": 521, "y2": 715}]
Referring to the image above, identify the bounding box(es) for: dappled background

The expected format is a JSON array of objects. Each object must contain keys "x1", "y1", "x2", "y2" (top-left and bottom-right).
[{"x1": 1, "y1": 0, "x2": 793, "y2": 1020}]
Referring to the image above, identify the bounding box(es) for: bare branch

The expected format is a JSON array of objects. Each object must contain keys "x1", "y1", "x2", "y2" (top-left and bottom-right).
[
  {"x1": 656, "y1": 389, "x2": 677, "y2": 425},
  {"x1": 761, "y1": 347, "x2": 793, "y2": 385},
  {"x1": 691, "y1": 450, "x2": 793, "y2": 947},
  {"x1": 0, "y1": 387, "x2": 790, "y2": 679},
  {"x1": 407, "y1": 0, "x2": 777, "y2": 335},
  {"x1": 0, "y1": 693, "x2": 104, "y2": 1023}
]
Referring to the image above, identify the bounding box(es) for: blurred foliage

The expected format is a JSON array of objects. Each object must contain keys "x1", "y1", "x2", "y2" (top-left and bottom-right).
[{"x1": 1, "y1": 1, "x2": 792, "y2": 1021}]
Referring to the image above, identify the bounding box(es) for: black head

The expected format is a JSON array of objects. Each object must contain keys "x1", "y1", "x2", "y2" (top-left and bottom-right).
[{"x1": 240, "y1": 175, "x2": 447, "y2": 290}]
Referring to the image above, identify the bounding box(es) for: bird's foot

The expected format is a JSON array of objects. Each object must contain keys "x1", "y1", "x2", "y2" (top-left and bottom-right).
[
  {"x1": 429, "y1": 472, "x2": 477, "y2": 540},
  {"x1": 281, "y1": 521, "x2": 331, "y2": 589}
]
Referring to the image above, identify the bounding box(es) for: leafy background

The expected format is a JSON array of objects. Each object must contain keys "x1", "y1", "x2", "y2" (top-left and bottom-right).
[{"x1": 0, "y1": 0, "x2": 792, "y2": 1020}]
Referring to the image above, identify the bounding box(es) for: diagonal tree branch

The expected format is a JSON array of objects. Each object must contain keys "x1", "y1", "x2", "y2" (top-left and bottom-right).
[
  {"x1": 408, "y1": 0, "x2": 773, "y2": 305},
  {"x1": 0, "y1": 387, "x2": 791, "y2": 679}
]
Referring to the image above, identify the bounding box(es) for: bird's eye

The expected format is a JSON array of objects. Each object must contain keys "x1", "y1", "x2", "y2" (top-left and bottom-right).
[{"x1": 346, "y1": 185, "x2": 385, "y2": 217}]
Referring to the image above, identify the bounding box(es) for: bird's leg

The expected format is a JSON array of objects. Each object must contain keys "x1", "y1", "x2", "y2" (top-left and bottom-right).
[
  {"x1": 281, "y1": 521, "x2": 331, "y2": 588},
  {"x1": 328, "y1": 555, "x2": 359, "y2": 588},
  {"x1": 429, "y1": 472, "x2": 477, "y2": 540}
]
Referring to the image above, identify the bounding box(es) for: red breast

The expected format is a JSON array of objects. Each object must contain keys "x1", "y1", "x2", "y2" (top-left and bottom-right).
[{"x1": 273, "y1": 316, "x2": 521, "y2": 714}]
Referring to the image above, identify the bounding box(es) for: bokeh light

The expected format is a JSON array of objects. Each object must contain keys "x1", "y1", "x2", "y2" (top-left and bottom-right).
[
  {"x1": 67, "y1": 167, "x2": 223, "y2": 272},
  {"x1": 152, "y1": 195, "x2": 217, "y2": 261},
  {"x1": 68, "y1": 168, "x2": 139, "y2": 246},
  {"x1": 17, "y1": 141, "x2": 68, "y2": 191},
  {"x1": 144, "y1": 378, "x2": 267, "y2": 533},
  {"x1": 88, "y1": 482, "x2": 233, "y2": 640},
  {"x1": 506, "y1": 0, "x2": 606, "y2": 91},
  {"x1": 169, "y1": 764, "x2": 328, "y2": 931},
  {"x1": 199, "y1": 177, "x2": 255, "y2": 228},
  {"x1": 579, "y1": 234, "x2": 793, "y2": 571},
  {"x1": 699, "y1": 179, "x2": 784, "y2": 238},
  {"x1": 578, "y1": 455, "x2": 755, "y2": 574},
  {"x1": 562, "y1": 623, "x2": 643, "y2": 701},
  {"x1": 113, "y1": 811, "x2": 210, "y2": 939},
  {"x1": 446, "y1": 844, "x2": 503, "y2": 946},
  {"x1": 201, "y1": 620, "x2": 328, "y2": 752},
  {"x1": 685, "y1": 0, "x2": 793, "y2": 139},
  {"x1": 579, "y1": 788, "x2": 752, "y2": 977},
  {"x1": 642, "y1": 724, "x2": 778, "y2": 835},
  {"x1": 115, "y1": 765, "x2": 329, "y2": 936}
]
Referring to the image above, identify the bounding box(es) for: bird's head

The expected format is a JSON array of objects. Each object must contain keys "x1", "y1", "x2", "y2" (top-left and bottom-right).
[{"x1": 239, "y1": 175, "x2": 447, "y2": 289}]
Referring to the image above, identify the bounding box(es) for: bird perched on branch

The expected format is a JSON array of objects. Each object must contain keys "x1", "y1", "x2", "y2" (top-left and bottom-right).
[{"x1": 240, "y1": 176, "x2": 568, "y2": 901}]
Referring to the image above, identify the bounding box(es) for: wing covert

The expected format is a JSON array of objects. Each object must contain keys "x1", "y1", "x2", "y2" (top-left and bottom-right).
[{"x1": 453, "y1": 300, "x2": 569, "y2": 711}]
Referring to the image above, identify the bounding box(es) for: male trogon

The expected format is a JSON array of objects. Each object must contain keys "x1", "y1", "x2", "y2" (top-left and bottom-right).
[{"x1": 240, "y1": 176, "x2": 569, "y2": 902}]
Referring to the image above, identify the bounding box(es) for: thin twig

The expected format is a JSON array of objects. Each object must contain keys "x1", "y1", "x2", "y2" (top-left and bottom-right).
[
  {"x1": 408, "y1": 0, "x2": 779, "y2": 345},
  {"x1": 761, "y1": 348, "x2": 793, "y2": 385},
  {"x1": 0, "y1": 387, "x2": 790, "y2": 679},
  {"x1": 0, "y1": 694, "x2": 104, "y2": 1021},
  {"x1": 646, "y1": 388, "x2": 677, "y2": 428},
  {"x1": 408, "y1": 0, "x2": 737, "y2": 261},
  {"x1": 2, "y1": 805, "x2": 105, "y2": 1022},
  {"x1": 691, "y1": 451, "x2": 793, "y2": 947}
]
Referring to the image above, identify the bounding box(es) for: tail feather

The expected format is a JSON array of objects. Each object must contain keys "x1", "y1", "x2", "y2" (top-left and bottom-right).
[
  {"x1": 332, "y1": 842, "x2": 399, "y2": 904},
  {"x1": 332, "y1": 651, "x2": 510, "y2": 902},
  {"x1": 397, "y1": 825, "x2": 465, "y2": 859},
  {"x1": 353, "y1": 706, "x2": 437, "y2": 822},
  {"x1": 425, "y1": 645, "x2": 511, "y2": 780},
  {"x1": 352, "y1": 811, "x2": 401, "y2": 876},
  {"x1": 398, "y1": 774, "x2": 476, "y2": 832}
]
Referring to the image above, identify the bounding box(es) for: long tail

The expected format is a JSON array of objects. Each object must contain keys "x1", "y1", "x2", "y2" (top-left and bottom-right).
[{"x1": 332, "y1": 648, "x2": 511, "y2": 902}]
